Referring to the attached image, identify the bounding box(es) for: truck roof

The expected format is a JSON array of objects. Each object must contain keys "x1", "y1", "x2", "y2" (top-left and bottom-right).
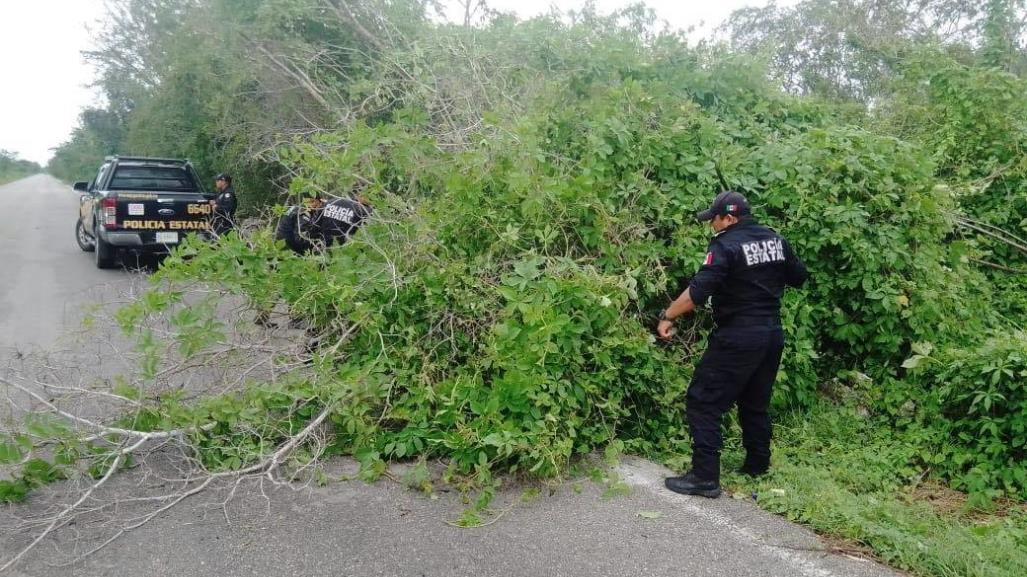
[{"x1": 104, "y1": 155, "x2": 191, "y2": 166}]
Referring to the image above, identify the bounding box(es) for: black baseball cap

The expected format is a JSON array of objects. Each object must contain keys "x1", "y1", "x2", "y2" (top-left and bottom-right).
[
  {"x1": 696, "y1": 190, "x2": 751, "y2": 221},
  {"x1": 215, "y1": 173, "x2": 232, "y2": 183}
]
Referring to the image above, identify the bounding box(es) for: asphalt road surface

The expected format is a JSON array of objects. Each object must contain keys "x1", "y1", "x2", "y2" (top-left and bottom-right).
[
  {"x1": 0, "y1": 174, "x2": 131, "y2": 351},
  {"x1": 0, "y1": 175, "x2": 899, "y2": 577}
]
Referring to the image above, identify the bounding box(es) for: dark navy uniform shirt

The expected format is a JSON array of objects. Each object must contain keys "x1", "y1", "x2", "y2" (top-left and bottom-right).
[
  {"x1": 688, "y1": 220, "x2": 808, "y2": 325},
  {"x1": 318, "y1": 198, "x2": 370, "y2": 247},
  {"x1": 214, "y1": 186, "x2": 237, "y2": 218},
  {"x1": 275, "y1": 198, "x2": 370, "y2": 255}
]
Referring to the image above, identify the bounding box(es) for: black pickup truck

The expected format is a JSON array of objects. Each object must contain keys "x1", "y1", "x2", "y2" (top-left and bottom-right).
[{"x1": 74, "y1": 156, "x2": 214, "y2": 268}]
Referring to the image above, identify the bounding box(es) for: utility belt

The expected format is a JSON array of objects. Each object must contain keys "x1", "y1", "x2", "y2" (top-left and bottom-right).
[{"x1": 715, "y1": 316, "x2": 781, "y2": 329}]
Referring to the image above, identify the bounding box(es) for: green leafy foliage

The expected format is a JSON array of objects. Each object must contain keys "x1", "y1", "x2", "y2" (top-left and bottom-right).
[
  {"x1": 724, "y1": 0, "x2": 1027, "y2": 103},
  {"x1": 26, "y1": 3, "x2": 1027, "y2": 574},
  {"x1": 0, "y1": 458, "x2": 69, "y2": 504},
  {"x1": 903, "y1": 333, "x2": 1027, "y2": 500},
  {"x1": 0, "y1": 150, "x2": 41, "y2": 185},
  {"x1": 104, "y1": 11, "x2": 1006, "y2": 500},
  {"x1": 738, "y1": 405, "x2": 1027, "y2": 577}
]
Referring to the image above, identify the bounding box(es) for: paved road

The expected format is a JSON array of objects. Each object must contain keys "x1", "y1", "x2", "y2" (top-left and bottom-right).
[
  {"x1": 0, "y1": 174, "x2": 129, "y2": 351},
  {"x1": 0, "y1": 175, "x2": 899, "y2": 577}
]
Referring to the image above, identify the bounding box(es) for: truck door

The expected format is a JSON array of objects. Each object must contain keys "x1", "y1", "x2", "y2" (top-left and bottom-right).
[{"x1": 84, "y1": 163, "x2": 111, "y2": 232}]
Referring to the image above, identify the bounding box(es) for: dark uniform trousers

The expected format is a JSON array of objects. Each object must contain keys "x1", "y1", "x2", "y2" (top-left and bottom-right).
[
  {"x1": 686, "y1": 320, "x2": 784, "y2": 483},
  {"x1": 212, "y1": 215, "x2": 234, "y2": 236},
  {"x1": 211, "y1": 187, "x2": 238, "y2": 236}
]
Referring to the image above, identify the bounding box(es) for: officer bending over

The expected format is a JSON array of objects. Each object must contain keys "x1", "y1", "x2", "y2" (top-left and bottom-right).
[
  {"x1": 657, "y1": 191, "x2": 808, "y2": 498},
  {"x1": 275, "y1": 192, "x2": 371, "y2": 254},
  {"x1": 263, "y1": 192, "x2": 370, "y2": 335}
]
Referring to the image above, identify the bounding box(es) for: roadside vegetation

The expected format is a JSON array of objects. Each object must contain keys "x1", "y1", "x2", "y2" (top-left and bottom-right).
[
  {"x1": 4, "y1": 1, "x2": 1026, "y2": 575},
  {"x1": 722, "y1": 405, "x2": 1027, "y2": 576},
  {"x1": 0, "y1": 151, "x2": 41, "y2": 185}
]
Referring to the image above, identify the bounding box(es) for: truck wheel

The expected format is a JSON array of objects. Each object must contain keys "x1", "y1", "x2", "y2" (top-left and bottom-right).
[
  {"x1": 94, "y1": 226, "x2": 117, "y2": 269},
  {"x1": 76, "y1": 219, "x2": 95, "y2": 252}
]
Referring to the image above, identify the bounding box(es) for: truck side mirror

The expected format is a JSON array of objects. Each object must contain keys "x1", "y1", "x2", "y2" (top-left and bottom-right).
[{"x1": 73, "y1": 181, "x2": 89, "y2": 192}]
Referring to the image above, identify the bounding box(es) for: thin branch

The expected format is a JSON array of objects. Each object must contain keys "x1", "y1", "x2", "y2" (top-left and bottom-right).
[
  {"x1": 324, "y1": 0, "x2": 386, "y2": 52},
  {"x1": 248, "y1": 38, "x2": 333, "y2": 112},
  {"x1": 953, "y1": 218, "x2": 1027, "y2": 256},
  {"x1": 0, "y1": 435, "x2": 145, "y2": 572},
  {"x1": 1, "y1": 376, "x2": 212, "y2": 442},
  {"x1": 969, "y1": 257, "x2": 1027, "y2": 274}
]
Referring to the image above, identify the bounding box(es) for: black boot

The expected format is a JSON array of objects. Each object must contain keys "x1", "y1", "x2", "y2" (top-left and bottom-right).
[
  {"x1": 739, "y1": 456, "x2": 769, "y2": 477},
  {"x1": 737, "y1": 464, "x2": 768, "y2": 477},
  {"x1": 664, "y1": 472, "x2": 721, "y2": 498}
]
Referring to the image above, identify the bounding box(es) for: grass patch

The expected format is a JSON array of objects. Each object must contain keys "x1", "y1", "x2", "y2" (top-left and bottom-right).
[
  {"x1": 0, "y1": 169, "x2": 39, "y2": 186},
  {"x1": 711, "y1": 405, "x2": 1027, "y2": 577}
]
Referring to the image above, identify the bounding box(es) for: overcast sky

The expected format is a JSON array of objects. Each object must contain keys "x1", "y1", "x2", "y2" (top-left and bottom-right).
[{"x1": 0, "y1": 0, "x2": 793, "y2": 166}]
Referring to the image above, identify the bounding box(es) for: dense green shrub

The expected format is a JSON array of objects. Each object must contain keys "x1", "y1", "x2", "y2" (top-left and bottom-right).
[
  {"x1": 882, "y1": 50, "x2": 1027, "y2": 295},
  {"x1": 903, "y1": 334, "x2": 1027, "y2": 500},
  {"x1": 126, "y1": 24, "x2": 1002, "y2": 494},
  {"x1": 23, "y1": 4, "x2": 1027, "y2": 516},
  {"x1": 752, "y1": 128, "x2": 987, "y2": 368}
]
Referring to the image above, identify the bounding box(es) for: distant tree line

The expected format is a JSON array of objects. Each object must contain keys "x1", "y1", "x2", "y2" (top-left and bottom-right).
[
  {"x1": 47, "y1": 0, "x2": 431, "y2": 212},
  {"x1": 0, "y1": 150, "x2": 41, "y2": 185}
]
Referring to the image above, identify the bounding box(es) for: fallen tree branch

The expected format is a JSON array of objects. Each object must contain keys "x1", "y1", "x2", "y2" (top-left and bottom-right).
[
  {"x1": 0, "y1": 376, "x2": 213, "y2": 443},
  {"x1": 954, "y1": 214, "x2": 1027, "y2": 249},
  {"x1": 0, "y1": 386, "x2": 337, "y2": 571},
  {"x1": 0, "y1": 434, "x2": 147, "y2": 572},
  {"x1": 249, "y1": 40, "x2": 333, "y2": 112},
  {"x1": 66, "y1": 403, "x2": 335, "y2": 564},
  {"x1": 323, "y1": 0, "x2": 386, "y2": 52}
]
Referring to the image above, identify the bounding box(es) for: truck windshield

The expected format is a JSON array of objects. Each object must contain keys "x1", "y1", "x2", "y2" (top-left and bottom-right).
[{"x1": 109, "y1": 166, "x2": 198, "y2": 192}]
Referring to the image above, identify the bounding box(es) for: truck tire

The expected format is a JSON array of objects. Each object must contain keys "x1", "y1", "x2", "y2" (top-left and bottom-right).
[
  {"x1": 76, "y1": 219, "x2": 95, "y2": 252},
  {"x1": 94, "y1": 225, "x2": 117, "y2": 269}
]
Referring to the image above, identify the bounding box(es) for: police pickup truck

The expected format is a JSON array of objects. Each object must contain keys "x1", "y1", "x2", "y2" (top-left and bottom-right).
[{"x1": 74, "y1": 156, "x2": 213, "y2": 268}]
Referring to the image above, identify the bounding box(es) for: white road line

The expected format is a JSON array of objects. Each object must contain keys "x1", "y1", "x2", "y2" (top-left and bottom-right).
[{"x1": 618, "y1": 457, "x2": 849, "y2": 577}]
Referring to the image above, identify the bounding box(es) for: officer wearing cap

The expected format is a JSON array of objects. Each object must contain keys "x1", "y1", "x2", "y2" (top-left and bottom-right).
[
  {"x1": 210, "y1": 173, "x2": 237, "y2": 235},
  {"x1": 657, "y1": 191, "x2": 808, "y2": 498}
]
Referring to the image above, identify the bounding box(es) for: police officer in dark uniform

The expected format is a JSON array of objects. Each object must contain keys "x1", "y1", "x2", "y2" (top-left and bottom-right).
[
  {"x1": 210, "y1": 173, "x2": 238, "y2": 235},
  {"x1": 275, "y1": 200, "x2": 319, "y2": 255},
  {"x1": 275, "y1": 192, "x2": 370, "y2": 255},
  {"x1": 318, "y1": 194, "x2": 371, "y2": 247},
  {"x1": 657, "y1": 191, "x2": 808, "y2": 498},
  {"x1": 265, "y1": 192, "x2": 370, "y2": 335}
]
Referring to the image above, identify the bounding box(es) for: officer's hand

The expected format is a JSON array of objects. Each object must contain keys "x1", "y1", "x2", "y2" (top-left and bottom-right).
[
  {"x1": 209, "y1": 200, "x2": 217, "y2": 207},
  {"x1": 657, "y1": 319, "x2": 675, "y2": 340}
]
